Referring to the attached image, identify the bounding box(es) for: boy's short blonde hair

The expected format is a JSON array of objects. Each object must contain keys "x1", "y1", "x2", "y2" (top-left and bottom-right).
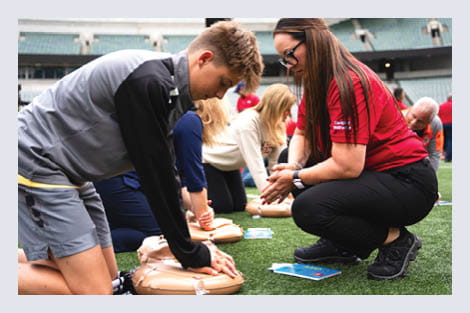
[{"x1": 188, "y1": 21, "x2": 264, "y2": 93}]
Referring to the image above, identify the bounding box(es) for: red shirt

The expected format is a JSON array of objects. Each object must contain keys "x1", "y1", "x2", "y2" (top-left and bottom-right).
[
  {"x1": 397, "y1": 100, "x2": 407, "y2": 110},
  {"x1": 297, "y1": 64, "x2": 428, "y2": 172},
  {"x1": 438, "y1": 99, "x2": 452, "y2": 124},
  {"x1": 236, "y1": 94, "x2": 260, "y2": 112},
  {"x1": 285, "y1": 118, "x2": 296, "y2": 136}
]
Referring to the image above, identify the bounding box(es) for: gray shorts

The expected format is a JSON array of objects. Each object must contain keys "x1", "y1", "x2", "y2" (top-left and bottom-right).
[{"x1": 18, "y1": 181, "x2": 112, "y2": 261}]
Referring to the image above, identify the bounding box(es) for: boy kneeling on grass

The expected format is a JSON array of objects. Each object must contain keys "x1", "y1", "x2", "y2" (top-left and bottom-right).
[{"x1": 18, "y1": 21, "x2": 263, "y2": 294}]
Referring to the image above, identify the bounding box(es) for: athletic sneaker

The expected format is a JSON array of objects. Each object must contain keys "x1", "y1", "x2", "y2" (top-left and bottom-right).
[
  {"x1": 367, "y1": 228, "x2": 422, "y2": 280},
  {"x1": 294, "y1": 237, "x2": 361, "y2": 265},
  {"x1": 113, "y1": 270, "x2": 136, "y2": 295}
]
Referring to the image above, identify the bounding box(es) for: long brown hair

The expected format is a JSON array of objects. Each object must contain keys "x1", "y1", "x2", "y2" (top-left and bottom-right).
[{"x1": 273, "y1": 18, "x2": 372, "y2": 160}]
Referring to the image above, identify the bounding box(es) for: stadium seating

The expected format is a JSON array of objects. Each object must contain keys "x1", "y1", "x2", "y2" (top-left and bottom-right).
[
  {"x1": 330, "y1": 18, "x2": 451, "y2": 51},
  {"x1": 161, "y1": 35, "x2": 196, "y2": 54},
  {"x1": 18, "y1": 19, "x2": 452, "y2": 111},
  {"x1": 252, "y1": 18, "x2": 452, "y2": 54},
  {"x1": 253, "y1": 32, "x2": 277, "y2": 55},
  {"x1": 90, "y1": 34, "x2": 154, "y2": 55},
  {"x1": 398, "y1": 76, "x2": 452, "y2": 104},
  {"x1": 18, "y1": 32, "x2": 81, "y2": 55},
  {"x1": 18, "y1": 18, "x2": 452, "y2": 56},
  {"x1": 330, "y1": 20, "x2": 366, "y2": 52}
]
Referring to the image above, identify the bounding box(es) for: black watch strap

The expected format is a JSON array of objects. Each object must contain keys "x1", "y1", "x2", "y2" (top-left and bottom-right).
[{"x1": 293, "y1": 170, "x2": 305, "y2": 189}]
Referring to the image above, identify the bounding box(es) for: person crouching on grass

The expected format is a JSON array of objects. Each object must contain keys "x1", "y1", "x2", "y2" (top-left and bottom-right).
[{"x1": 261, "y1": 18, "x2": 437, "y2": 280}]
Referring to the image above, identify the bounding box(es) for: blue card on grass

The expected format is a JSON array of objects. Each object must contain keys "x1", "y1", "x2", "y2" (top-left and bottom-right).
[
  {"x1": 270, "y1": 263, "x2": 341, "y2": 280},
  {"x1": 244, "y1": 228, "x2": 273, "y2": 239}
]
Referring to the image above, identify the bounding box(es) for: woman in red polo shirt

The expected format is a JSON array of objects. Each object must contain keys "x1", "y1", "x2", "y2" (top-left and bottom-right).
[{"x1": 260, "y1": 18, "x2": 438, "y2": 281}]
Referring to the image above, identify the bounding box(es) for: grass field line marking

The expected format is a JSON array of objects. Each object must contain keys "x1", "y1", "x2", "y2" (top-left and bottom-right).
[{"x1": 247, "y1": 194, "x2": 259, "y2": 199}]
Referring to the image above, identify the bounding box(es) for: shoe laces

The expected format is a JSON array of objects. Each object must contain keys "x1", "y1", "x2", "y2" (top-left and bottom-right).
[
  {"x1": 311, "y1": 238, "x2": 355, "y2": 257},
  {"x1": 315, "y1": 237, "x2": 331, "y2": 247},
  {"x1": 376, "y1": 246, "x2": 402, "y2": 263},
  {"x1": 119, "y1": 270, "x2": 137, "y2": 294}
]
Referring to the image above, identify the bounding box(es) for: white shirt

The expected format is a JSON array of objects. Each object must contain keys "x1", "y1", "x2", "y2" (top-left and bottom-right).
[{"x1": 202, "y1": 109, "x2": 286, "y2": 191}]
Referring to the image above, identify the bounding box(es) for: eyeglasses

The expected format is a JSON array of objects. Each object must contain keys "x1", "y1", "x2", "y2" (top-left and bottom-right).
[{"x1": 278, "y1": 40, "x2": 305, "y2": 68}]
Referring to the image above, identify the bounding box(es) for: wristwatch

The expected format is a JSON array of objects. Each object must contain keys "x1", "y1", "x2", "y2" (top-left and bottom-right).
[{"x1": 292, "y1": 170, "x2": 305, "y2": 189}]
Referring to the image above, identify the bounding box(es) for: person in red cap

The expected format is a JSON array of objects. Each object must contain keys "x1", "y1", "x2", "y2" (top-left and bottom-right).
[
  {"x1": 234, "y1": 81, "x2": 261, "y2": 187},
  {"x1": 235, "y1": 81, "x2": 260, "y2": 113}
]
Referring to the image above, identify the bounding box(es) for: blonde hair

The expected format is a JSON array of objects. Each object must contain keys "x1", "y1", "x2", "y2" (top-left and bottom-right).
[
  {"x1": 194, "y1": 98, "x2": 229, "y2": 146},
  {"x1": 252, "y1": 83, "x2": 297, "y2": 146},
  {"x1": 188, "y1": 21, "x2": 264, "y2": 93}
]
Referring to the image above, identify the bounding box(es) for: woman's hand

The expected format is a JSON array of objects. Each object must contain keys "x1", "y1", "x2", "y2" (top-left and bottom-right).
[
  {"x1": 198, "y1": 206, "x2": 214, "y2": 230},
  {"x1": 188, "y1": 241, "x2": 238, "y2": 278},
  {"x1": 260, "y1": 168, "x2": 294, "y2": 204},
  {"x1": 189, "y1": 189, "x2": 216, "y2": 230},
  {"x1": 270, "y1": 162, "x2": 299, "y2": 172}
]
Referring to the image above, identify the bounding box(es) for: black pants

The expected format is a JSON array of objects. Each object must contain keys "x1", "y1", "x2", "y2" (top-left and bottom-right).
[
  {"x1": 286, "y1": 155, "x2": 438, "y2": 257},
  {"x1": 443, "y1": 123, "x2": 452, "y2": 162},
  {"x1": 203, "y1": 163, "x2": 247, "y2": 213}
]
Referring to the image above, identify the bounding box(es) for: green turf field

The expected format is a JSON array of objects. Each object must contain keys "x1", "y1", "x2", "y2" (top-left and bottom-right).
[{"x1": 116, "y1": 160, "x2": 452, "y2": 295}]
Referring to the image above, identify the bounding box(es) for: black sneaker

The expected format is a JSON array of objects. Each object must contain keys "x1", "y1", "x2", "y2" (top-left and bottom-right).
[
  {"x1": 113, "y1": 270, "x2": 137, "y2": 295},
  {"x1": 367, "y1": 228, "x2": 422, "y2": 280},
  {"x1": 294, "y1": 238, "x2": 360, "y2": 265}
]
